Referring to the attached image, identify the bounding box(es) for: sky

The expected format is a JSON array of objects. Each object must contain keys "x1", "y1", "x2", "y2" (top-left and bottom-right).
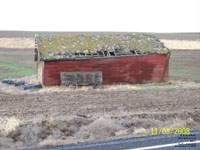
[{"x1": 0, "y1": 0, "x2": 200, "y2": 32}]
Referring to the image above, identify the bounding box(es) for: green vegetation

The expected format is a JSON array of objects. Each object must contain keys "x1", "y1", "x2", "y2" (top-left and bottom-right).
[
  {"x1": 146, "y1": 86, "x2": 176, "y2": 90},
  {"x1": 0, "y1": 61, "x2": 36, "y2": 79},
  {"x1": 0, "y1": 52, "x2": 36, "y2": 80}
]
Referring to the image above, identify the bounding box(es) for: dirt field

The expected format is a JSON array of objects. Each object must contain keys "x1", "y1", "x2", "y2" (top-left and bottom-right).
[
  {"x1": 170, "y1": 50, "x2": 200, "y2": 82},
  {"x1": 0, "y1": 32, "x2": 200, "y2": 149},
  {"x1": 0, "y1": 50, "x2": 200, "y2": 149},
  {"x1": 161, "y1": 40, "x2": 200, "y2": 50},
  {"x1": 0, "y1": 31, "x2": 199, "y2": 41},
  {"x1": 0, "y1": 38, "x2": 34, "y2": 49},
  {"x1": 156, "y1": 33, "x2": 200, "y2": 41},
  {"x1": 0, "y1": 81, "x2": 200, "y2": 148}
]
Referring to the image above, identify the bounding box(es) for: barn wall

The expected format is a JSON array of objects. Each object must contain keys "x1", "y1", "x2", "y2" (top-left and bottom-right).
[
  {"x1": 37, "y1": 61, "x2": 44, "y2": 85},
  {"x1": 43, "y1": 54, "x2": 169, "y2": 86}
]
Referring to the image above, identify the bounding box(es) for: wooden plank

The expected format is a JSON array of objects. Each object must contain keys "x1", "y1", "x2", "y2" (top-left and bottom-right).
[
  {"x1": 60, "y1": 71, "x2": 102, "y2": 86},
  {"x1": 37, "y1": 61, "x2": 44, "y2": 85}
]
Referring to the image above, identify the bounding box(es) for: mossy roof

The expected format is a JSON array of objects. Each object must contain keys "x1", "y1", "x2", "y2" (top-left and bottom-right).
[{"x1": 35, "y1": 33, "x2": 169, "y2": 61}]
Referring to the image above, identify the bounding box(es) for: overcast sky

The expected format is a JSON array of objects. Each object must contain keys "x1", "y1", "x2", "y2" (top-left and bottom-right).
[{"x1": 0, "y1": 0, "x2": 200, "y2": 32}]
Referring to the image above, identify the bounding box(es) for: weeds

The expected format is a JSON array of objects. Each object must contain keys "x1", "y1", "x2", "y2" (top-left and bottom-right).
[
  {"x1": 0, "y1": 114, "x2": 199, "y2": 148},
  {"x1": 0, "y1": 117, "x2": 21, "y2": 136}
]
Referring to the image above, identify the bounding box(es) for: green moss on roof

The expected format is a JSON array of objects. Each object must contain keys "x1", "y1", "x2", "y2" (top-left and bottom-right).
[{"x1": 35, "y1": 33, "x2": 169, "y2": 61}]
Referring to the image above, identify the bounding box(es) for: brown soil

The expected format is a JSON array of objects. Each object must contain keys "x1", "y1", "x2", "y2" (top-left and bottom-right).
[
  {"x1": 0, "y1": 49, "x2": 200, "y2": 149},
  {"x1": 0, "y1": 87, "x2": 200, "y2": 120},
  {"x1": 0, "y1": 85, "x2": 200, "y2": 149},
  {"x1": 0, "y1": 31, "x2": 199, "y2": 41}
]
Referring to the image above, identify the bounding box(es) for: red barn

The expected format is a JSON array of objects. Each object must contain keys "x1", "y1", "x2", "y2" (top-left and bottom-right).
[{"x1": 34, "y1": 33, "x2": 170, "y2": 86}]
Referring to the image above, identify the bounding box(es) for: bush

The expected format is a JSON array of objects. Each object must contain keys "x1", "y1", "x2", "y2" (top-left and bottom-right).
[{"x1": 75, "y1": 117, "x2": 121, "y2": 140}]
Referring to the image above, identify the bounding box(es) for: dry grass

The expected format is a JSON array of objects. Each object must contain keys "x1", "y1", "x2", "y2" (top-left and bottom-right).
[
  {"x1": 0, "y1": 137, "x2": 14, "y2": 147},
  {"x1": 39, "y1": 85, "x2": 91, "y2": 93},
  {"x1": 0, "y1": 37, "x2": 200, "y2": 50},
  {"x1": 161, "y1": 39, "x2": 200, "y2": 50},
  {"x1": 104, "y1": 84, "x2": 140, "y2": 91},
  {"x1": 115, "y1": 130, "x2": 127, "y2": 136},
  {"x1": 0, "y1": 38, "x2": 34, "y2": 49},
  {"x1": 169, "y1": 118, "x2": 186, "y2": 129},
  {"x1": 39, "y1": 136, "x2": 78, "y2": 147},
  {"x1": 28, "y1": 78, "x2": 40, "y2": 84},
  {"x1": 133, "y1": 128, "x2": 147, "y2": 134},
  {"x1": 186, "y1": 118, "x2": 196, "y2": 127},
  {"x1": 38, "y1": 137, "x2": 57, "y2": 147},
  {"x1": 75, "y1": 117, "x2": 121, "y2": 140},
  {"x1": 0, "y1": 114, "x2": 199, "y2": 148},
  {"x1": 1, "y1": 38, "x2": 200, "y2": 50},
  {"x1": 154, "y1": 81, "x2": 173, "y2": 86},
  {"x1": 0, "y1": 117, "x2": 22, "y2": 135}
]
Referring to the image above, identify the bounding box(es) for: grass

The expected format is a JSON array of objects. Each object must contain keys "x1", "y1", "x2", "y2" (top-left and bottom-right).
[
  {"x1": 160, "y1": 40, "x2": 200, "y2": 50},
  {"x1": 0, "y1": 38, "x2": 34, "y2": 49},
  {"x1": 146, "y1": 86, "x2": 176, "y2": 90},
  {"x1": 0, "y1": 60, "x2": 36, "y2": 80},
  {"x1": 0, "y1": 117, "x2": 21, "y2": 136}
]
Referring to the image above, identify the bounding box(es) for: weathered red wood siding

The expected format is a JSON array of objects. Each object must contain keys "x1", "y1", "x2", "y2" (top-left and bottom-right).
[{"x1": 43, "y1": 54, "x2": 169, "y2": 86}]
